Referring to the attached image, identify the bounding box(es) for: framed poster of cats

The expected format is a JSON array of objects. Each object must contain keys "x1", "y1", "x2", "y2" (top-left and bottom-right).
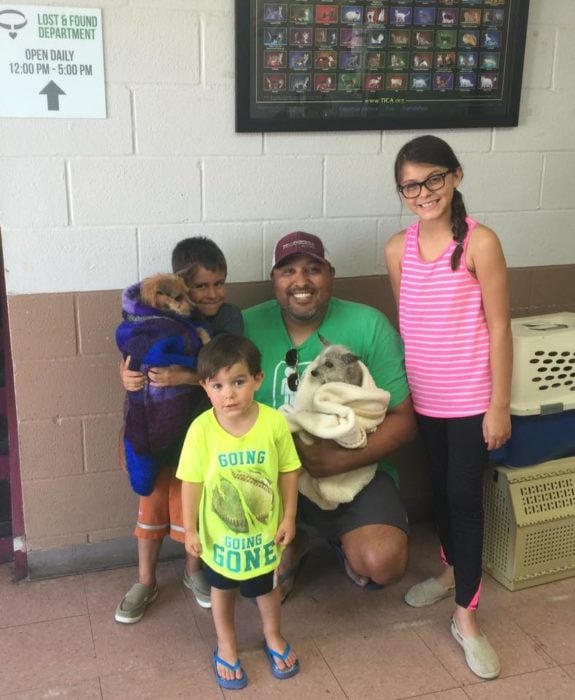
[{"x1": 235, "y1": 0, "x2": 530, "y2": 132}]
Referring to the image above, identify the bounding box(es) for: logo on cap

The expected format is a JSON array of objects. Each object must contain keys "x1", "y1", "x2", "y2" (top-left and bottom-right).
[{"x1": 272, "y1": 231, "x2": 330, "y2": 269}]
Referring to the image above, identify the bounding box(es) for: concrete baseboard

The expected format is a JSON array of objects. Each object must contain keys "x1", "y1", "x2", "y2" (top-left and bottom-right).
[{"x1": 26, "y1": 536, "x2": 185, "y2": 581}]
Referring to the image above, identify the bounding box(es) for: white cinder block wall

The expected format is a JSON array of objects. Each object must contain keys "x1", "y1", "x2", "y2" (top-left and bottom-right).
[{"x1": 1, "y1": 0, "x2": 575, "y2": 296}]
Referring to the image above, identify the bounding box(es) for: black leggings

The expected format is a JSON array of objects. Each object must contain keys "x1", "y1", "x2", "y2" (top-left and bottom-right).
[{"x1": 416, "y1": 413, "x2": 488, "y2": 609}]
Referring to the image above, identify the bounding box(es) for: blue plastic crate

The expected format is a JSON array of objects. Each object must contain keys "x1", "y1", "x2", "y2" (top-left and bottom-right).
[{"x1": 491, "y1": 410, "x2": 575, "y2": 467}]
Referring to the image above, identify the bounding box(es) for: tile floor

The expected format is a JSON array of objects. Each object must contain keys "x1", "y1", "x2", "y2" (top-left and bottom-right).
[{"x1": 1, "y1": 523, "x2": 575, "y2": 699}]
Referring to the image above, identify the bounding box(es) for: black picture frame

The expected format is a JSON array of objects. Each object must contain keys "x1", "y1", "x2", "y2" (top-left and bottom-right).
[{"x1": 235, "y1": 0, "x2": 530, "y2": 132}]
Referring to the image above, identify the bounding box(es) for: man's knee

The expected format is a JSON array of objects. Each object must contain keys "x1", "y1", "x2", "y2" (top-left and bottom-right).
[
  {"x1": 367, "y1": 542, "x2": 408, "y2": 585},
  {"x1": 344, "y1": 526, "x2": 408, "y2": 585}
]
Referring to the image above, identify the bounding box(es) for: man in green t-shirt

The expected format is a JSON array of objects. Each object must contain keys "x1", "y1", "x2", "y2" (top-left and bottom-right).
[{"x1": 243, "y1": 232, "x2": 417, "y2": 599}]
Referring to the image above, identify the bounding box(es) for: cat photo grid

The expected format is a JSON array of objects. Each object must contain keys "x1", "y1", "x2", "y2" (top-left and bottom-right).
[{"x1": 259, "y1": 0, "x2": 508, "y2": 99}]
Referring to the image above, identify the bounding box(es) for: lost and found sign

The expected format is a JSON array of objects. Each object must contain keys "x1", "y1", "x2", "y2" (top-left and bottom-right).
[{"x1": 0, "y1": 5, "x2": 105, "y2": 118}]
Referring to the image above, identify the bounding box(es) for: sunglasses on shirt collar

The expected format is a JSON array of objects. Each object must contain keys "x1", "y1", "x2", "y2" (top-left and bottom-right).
[
  {"x1": 285, "y1": 348, "x2": 299, "y2": 392},
  {"x1": 285, "y1": 335, "x2": 332, "y2": 393}
]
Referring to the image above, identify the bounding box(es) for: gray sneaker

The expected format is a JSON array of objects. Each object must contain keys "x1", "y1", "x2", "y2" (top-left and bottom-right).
[
  {"x1": 183, "y1": 569, "x2": 211, "y2": 609},
  {"x1": 114, "y1": 582, "x2": 159, "y2": 624}
]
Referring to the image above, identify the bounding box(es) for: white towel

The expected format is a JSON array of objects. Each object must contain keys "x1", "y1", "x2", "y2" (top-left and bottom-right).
[{"x1": 281, "y1": 359, "x2": 390, "y2": 510}]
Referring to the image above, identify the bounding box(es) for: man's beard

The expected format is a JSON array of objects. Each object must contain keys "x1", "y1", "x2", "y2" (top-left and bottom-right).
[{"x1": 281, "y1": 299, "x2": 328, "y2": 323}]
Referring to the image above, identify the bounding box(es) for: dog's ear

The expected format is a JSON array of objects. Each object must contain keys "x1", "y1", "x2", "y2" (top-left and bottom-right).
[
  {"x1": 155, "y1": 277, "x2": 181, "y2": 299},
  {"x1": 342, "y1": 352, "x2": 359, "y2": 366},
  {"x1": 168, "y1": 275, "x2": 191, "y2": 295},
  {"x1": 139, "y1": 276, "x2": 159, "y2": 307}
]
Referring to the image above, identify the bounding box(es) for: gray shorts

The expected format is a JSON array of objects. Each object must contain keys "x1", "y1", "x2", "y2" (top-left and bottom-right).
[{"x1": 297, "y1": 471, "x2": 410, "y2": 541}]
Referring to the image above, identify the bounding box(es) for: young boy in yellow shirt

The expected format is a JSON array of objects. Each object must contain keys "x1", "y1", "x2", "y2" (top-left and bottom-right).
[{"x1": 177, "y1": 334, "x2": 301, "y2": 689}]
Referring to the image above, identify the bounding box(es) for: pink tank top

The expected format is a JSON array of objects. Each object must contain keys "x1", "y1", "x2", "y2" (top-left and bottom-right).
[{"x1": 399, "y1": 217, "x2": 491, "y2": 417}]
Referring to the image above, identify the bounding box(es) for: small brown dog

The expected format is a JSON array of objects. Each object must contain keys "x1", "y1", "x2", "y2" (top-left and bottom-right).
[
  {"x1": 140, "y1": 273, "x2": 194, "y2": 315},
  {"x1": 139, "y1": 273, "x2": 210, "y2": 343}
]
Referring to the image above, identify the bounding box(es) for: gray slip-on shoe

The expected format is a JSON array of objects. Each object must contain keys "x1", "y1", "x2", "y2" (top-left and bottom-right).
[
  {"x1": 183, "y1": 569, "x2": 212, "y2": 609},
  {"x1": 404, "y1": 577, "x2": 454, "y2": 607},
  {"x1": 114, "y1": 582, "x2": 159, "y2": 624},
  {"x1": 451, "y1": 617, "x2": 501, "y2": 680}
]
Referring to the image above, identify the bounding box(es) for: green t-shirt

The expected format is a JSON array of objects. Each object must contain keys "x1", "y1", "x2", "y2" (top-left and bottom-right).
[
  {"x1": 242, "y1": 297, "x2": 409, "y2": 479},
  {"x1": 176, "y1": 403, "x2": 300, "y2": 580}
]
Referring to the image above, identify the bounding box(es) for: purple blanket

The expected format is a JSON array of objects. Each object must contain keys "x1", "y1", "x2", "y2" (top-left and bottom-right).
[{"x1": 116, "y1": 282, "x2": 210, "y2": 495}]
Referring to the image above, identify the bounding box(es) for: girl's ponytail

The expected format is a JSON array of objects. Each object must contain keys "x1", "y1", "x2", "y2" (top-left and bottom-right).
[{"x1": 450, "y1": 189, "x2": 468, "y2": 271}]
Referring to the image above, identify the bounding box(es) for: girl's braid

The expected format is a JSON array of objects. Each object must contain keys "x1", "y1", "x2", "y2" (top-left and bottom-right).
[{"x1": 450, "y1": 189, "x2": 468, "y2": 271}]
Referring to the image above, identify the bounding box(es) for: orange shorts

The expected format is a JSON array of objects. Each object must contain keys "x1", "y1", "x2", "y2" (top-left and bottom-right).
[{"x1": 134, "y1": 466, "x2": 185, "y2": 543}]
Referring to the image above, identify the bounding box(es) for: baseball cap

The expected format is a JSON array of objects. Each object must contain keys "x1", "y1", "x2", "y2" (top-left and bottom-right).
[{"x1": 271, "y1": 231, "x2": 331, "y2": 270}]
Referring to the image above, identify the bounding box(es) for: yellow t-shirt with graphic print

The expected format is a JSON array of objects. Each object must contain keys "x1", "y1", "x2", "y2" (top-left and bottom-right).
[{"x1": 176, "y1": 402, "x2": 301, "y2": 581}]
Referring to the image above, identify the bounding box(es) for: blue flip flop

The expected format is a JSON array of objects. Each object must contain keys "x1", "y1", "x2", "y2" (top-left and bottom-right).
[
  {"x1": 212, "y1": 649, "x2": 248, "y2": 690},
  {"x1": 263, "y1": 642, "x2": 300, "y2": 680},
  {"x1": 329, "y1": 540, "x2": 383, "y2": 590}
]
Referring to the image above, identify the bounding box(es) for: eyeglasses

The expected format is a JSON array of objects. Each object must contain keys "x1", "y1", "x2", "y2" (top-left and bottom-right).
[
  {"x1": 397, "y1": 170, "x2": 454, "y2": 199},
  {"x1": 285, "y1": 348, "x2": 299, "y2": 392}
]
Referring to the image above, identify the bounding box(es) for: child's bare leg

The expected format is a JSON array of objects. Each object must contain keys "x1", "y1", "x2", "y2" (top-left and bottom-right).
[
  {"x1": 256, "y1": 587, "x2": 298, "y2": 671},
  {"x1": 138, "y1": 537, "x2": 162, "y2": 587},
  {"x1": 211, "y1": 588, "x2": 242, "y2": 681},
  {"x1": 184, "y1": 551, "x2": 201, "y2": 576},
  {"x1": 278, "y1": 529, "x2": 310, "y2": 601}
]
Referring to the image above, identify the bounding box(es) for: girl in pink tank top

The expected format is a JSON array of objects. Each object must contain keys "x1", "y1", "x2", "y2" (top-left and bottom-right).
[{"x1": 385, "y1": 135, "x2": 512, "y2": 680}]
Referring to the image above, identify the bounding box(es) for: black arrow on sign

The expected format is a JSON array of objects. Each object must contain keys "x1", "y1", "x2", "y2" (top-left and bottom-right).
[{"x1": 39, "y1": 81, "x2": 66, "y2": 111}]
